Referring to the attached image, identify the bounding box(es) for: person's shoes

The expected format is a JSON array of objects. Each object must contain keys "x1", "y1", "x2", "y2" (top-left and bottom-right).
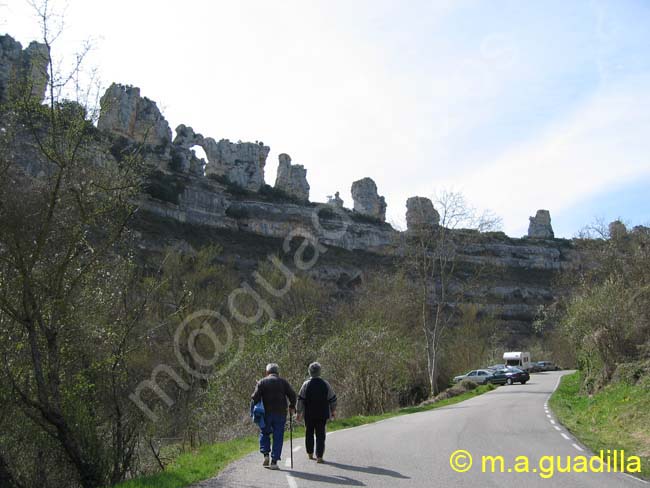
[
  {"x1": 307, "y1": 453, "x2": 314, "y2": 460},
  {"x1": 316, "y1": 458, "x2": 324, "y2": 464},
  {"x1": 262, "y1": 454, "x2": 270, "y2": 467},
  {"x1": 266, "y1": 460, "x2": 280, "y2": 470}
]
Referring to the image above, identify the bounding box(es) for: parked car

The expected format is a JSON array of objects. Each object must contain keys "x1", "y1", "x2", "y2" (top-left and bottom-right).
[
  {"x1": 505, "y1": 367, "x2": 530, "y2": 384},
  {"x1": 488, "y1": 367, "x2": 530, "y2": 385},
  {"x1": 453, "y1": 369, "x2": 493, "y2": 385},
  {"x1": 535, "y1": 361, "x2": 561, "y2": 371},
  {"x1": 487, "y1": 364, "x2": 506, "y2": 371},
  {"x1": 486, "y1": 369, "x2": 508, "y2": 385}
]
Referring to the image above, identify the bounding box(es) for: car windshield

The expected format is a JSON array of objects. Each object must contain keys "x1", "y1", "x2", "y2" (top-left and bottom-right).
[{"x1": 508, "y1": 368, "x2": 523, "y2": 373}]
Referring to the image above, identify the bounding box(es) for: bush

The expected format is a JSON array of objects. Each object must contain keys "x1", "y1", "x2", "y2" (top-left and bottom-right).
[
  {"x1": 611, "y1": 360, "x2": 650, "y2": 386},
  {"x1": 144, "y1": 171, "x2": 186, "y2": 205},
  {"x1": 349, "y1": 211, "x2": 384, "y2": 225},
  {"x1": 258, "y1": 184, "x2": 302, "y2": 204},
  {"x1": 225, "y1": 205, "x2": 249, "y2": 219},
  {"x1": 207, "y1": 174, "x2": 249, "y2": 196},
  {"x1": 419, "y1": 379, "x2": 488, "y2": 406}
]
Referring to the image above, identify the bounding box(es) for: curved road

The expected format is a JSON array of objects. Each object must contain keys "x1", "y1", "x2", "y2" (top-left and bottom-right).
[{"x1": 198, "y1": 371, "x2": 647, "y2": 488}]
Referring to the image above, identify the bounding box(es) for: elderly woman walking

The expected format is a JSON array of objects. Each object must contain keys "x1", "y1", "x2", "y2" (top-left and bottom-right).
[{"x1": 296, "y1": 362, "x2": 337, "y2": 463}]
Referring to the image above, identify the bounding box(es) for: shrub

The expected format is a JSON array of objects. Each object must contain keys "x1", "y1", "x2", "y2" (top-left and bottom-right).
[
  {"x1": 258, "y1": 184, "x2": 301, "y2": 204},
  {"x1": 144, "y1": 171, "x2": 186, "y2": 205}
]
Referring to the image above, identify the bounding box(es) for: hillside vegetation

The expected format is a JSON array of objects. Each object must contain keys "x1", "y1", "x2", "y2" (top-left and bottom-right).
[
  {"x1": 551, "y1": 372, "x2": 649, "y2": 479},
  {"x1": 546, "y1": 224, "x2": 650, "y2": 479}
]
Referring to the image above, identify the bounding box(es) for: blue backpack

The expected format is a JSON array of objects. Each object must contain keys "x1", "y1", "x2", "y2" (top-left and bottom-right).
[{"x1": 251, "y1": 400, "x2": 266, "y2": 429}]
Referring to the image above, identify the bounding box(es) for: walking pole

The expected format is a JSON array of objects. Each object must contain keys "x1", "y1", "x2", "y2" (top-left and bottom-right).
[{"x1": 290, "y1": 412, "x2": 294, "y2": 469}]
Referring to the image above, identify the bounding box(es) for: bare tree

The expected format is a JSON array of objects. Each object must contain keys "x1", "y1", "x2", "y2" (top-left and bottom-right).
[
  {"x1": 405, "y1": 190, "x2": 501, "y2": 396},
  {"x1": 0, "y1": 3, "x2": 150, "y2": 486}
]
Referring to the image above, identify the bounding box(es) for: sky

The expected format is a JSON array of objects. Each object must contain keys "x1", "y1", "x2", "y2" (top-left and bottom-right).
[{"x1": 3, "y1": 0, "x2": 649, "y2": 237}]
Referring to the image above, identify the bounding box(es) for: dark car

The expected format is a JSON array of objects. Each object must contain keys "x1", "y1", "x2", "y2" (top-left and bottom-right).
[
  {"x1": 487, "y1": 364, "x2": 506, "y2": 371},
  {"x1": 505, "y1": 367, "x2": 530, "y2": 384},
  {"x1": 486, "y1": 369, "x2": 508, "y2": 385},
  {"x1": 488, "y1": 367, "x2": 530, "y2": 385},
  {"x1": 536, "y1": 361, "x2": 561, "y2": 371}
]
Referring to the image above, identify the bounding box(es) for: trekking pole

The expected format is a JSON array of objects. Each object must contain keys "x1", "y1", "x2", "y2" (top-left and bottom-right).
[{"x1": 290, "y1": 412, "x2": 294, "y2": 469}]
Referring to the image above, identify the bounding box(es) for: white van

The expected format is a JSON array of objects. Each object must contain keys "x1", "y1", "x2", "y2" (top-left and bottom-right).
[{"x1": 503, "y1": 352, "x2": 532, "y2": 371}]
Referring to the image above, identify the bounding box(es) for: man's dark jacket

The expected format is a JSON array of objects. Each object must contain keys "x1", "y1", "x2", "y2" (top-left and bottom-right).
[{"x1": 251, "y1": 374, "x2": 297, "y2": 416}]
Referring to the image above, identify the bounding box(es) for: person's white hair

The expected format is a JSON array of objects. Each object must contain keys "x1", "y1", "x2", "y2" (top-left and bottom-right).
[
  {"x1": 308, "y1": 362, "x2": 322, "y2": 377},
  {"x1": 266, "y1": 363, "x2": 279, "y2": 374}
]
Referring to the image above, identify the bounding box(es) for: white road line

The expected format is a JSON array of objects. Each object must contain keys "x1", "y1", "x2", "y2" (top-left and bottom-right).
[
  {"x1": 572, "y1": 443, "x2": 584, "y2": 452},
  {"x1": 622, "y1": 472, "x2": 650, "y2": 485},
  {"x1": 546, "y1": 414, "x2": 551, "y2": 418},
  {"x1": 554, "y1": 426, "x2": 561, "y2": 431},
  {"x1": 293, "y1": 446, "x2": 302, "y2": 452},
  {"x1": 550, "y1": 420, "x2": 556, "y2": 425},
  {"x1": 286, "y1": 474, "x2": 298, "y2": 488},
  {"x1": 561, "y1": 433, "x2": 570, "y2": 440}
]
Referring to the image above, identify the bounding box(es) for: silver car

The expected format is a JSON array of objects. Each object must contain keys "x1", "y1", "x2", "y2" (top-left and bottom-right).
[{"x1": 453, "y1": 369, "x2": 493, "y2": 385}]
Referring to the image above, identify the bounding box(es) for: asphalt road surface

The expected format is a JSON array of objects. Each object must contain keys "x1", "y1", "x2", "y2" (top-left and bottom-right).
[{"x1": 198, "y1": 371, "x2": 648, "y2": 488}]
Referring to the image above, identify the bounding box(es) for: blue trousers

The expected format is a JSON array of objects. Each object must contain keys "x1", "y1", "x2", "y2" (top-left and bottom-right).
[{"x1": 259, "y1": 413, "x2": 286, "y2": 461}]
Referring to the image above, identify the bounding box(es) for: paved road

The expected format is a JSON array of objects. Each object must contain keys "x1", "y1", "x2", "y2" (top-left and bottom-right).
[{"x1": 198, "y1": 371, "x2": 647, "y2": 488}]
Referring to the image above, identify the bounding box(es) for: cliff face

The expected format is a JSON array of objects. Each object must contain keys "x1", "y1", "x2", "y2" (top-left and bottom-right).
[
  {"x1": 0, "y1": 49, "x2": 588, "y2": 346},
  {"x1": 134, "y1": 166, "x2": 582, "y2": 346},
  {"x1": 137, "y1": 179, "x2": 579, "y2": 341}
]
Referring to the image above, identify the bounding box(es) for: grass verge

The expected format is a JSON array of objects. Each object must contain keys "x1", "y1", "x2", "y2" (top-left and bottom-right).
[
  {"x1": 550, "y1": 371, "x2": 650, "y2": 480},
  {"x1": 115, "y1": 383, "x2": 495, "y2": 488}
]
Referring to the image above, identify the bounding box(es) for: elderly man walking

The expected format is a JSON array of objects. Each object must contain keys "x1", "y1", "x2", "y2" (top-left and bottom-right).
[
  {"x1": 296, "y1": 362, "x2": 337, "y2": 463},
  {"x1": 251, "y1": 363, "x2": 297, "y2": 470}
]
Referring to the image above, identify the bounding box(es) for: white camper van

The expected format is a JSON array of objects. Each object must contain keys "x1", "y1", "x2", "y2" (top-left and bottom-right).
[{"x1": 503, "y1": 352, "x2": 532, "y2": 371}]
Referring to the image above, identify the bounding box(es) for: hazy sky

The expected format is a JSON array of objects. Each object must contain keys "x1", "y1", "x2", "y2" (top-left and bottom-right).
[{"x1": 4, "y1": 0, "x2": 649, "y2": 237}]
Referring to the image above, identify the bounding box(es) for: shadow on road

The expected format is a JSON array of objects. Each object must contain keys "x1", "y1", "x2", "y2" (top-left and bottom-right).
[
  {"x1": 326, "y1": 461, "x2": 410, "y2": 479},
  {"x1": 288, "y1": 470, "x2": 365, "y2": 486}
]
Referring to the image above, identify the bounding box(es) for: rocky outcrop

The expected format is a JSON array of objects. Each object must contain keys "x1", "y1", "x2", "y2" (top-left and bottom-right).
[
  {"x1": 4, "y1": 31, "x2": 600, "y2": 349},
  {"x1": 274, "y1": 153, "x2": 310, "y2": 201},
  {"x1": 98, "y1": 83, "x2": 172, "y2": 147},
  {"x1": 0, "y1": 35, "x2": 49, "y2": 104},
  {"x1": 203, "y1": 139, "x2": 269, "y2": 192},
  {"x1": 327, "y1": 192, "x2": 344, "y2": 208},
  {"x1": 528, "y1": 210, "x2": 554, "y2": 239},
  {"x1": 351, "y1": 178, "x2": 386, "y2": 222},
  {"x1": 172, "y1": 125, "x2": 268, "y2": 192},
  {"x1": 609, "y1": 220, "x2": 627, "y2": 239},
  {"x1": 406, "y1": 196, "x2": 440, "y2": 231},
  {"x1": 173, "y1": 124, "x2": 202, "y2": 150}
]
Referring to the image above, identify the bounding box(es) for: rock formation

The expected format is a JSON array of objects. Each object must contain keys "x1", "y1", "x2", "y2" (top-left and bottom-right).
[
  {"x1": 327, "y1": 192, "x2": 344, "y2": 208},
  {"x1": 274, "y1": 153, "x2": 309, "y2": 201},
  {"x1": 609, "y1": 220, "x2": 627, "y2": 239},
  {"x1": 172, "y1": 124, "x2": 202, "y2": 149},
  {"x1": 0, "y1": 34, "x2": 49, "y2": 104},
  {"x1": 203, "y1": 139, "x2": 269, "y2": 192},
  {"x1": 406, "y1": 196, "x2": 440, "y2": 231},
  {"x1": 172, "y1": 124, "x2": 269, "y2": 192},
  {"x1": 351, "y1": 178, "x2": 386, "y2": 222},
  {"x1": 98, "y1": 83, "x2": 172, "y2": 147},
  {"x1": 6, "y1": 30, "x2": 624, "y2": 350},
  {"x1": 527, "y1": 210, "x2": 554, "y2": 239}
]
